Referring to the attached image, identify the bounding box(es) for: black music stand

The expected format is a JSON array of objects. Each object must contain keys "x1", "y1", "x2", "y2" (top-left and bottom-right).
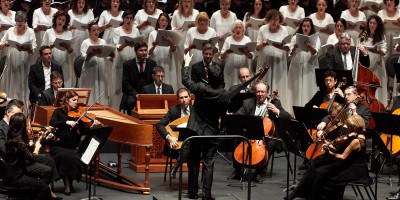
[
  {"x1": 315, "y1": 69, "x2": 354, "y2": 90},
  {"x1": 371, "y1": 112, "x2": 400, "y2": 187},
  {"x1": 293, "y1": 106, "x2": 326, "y2": 130},
  {"x1": 224, "y1": 115, "x2": 265, "y2": 190},
  {"x1": 78, "y1": 126, "x2": 113, "y2": 200}
]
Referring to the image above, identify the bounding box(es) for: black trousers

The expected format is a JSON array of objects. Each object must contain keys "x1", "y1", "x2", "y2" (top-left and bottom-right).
[
  {"x1": 187, "y1": 138, "x2": 218, "y2": 198},
  {"x1": 24, "y1": 154, "x2": 57, "y2": 184}
]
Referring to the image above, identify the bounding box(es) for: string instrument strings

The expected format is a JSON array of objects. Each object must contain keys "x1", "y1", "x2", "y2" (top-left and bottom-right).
[{"x1": 69, "y1": 92, "x2": 106, "y2": 129}]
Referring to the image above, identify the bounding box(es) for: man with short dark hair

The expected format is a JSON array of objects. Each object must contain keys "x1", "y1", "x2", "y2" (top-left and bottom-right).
[
  {"x1": 142, "y1": 66, "x2": 174, "y2": 94},
  {"x1": 38, "y1": 71, "x2": 64, "y2": 106},
  {"x1": 28, "y1": 45, "x2": 63, "y2": 104},
  {"x1": 122, "y1": 41, "x2": 157, "y2": 114},
  {"x1": 191, "y1": 43, "x2": 224, "y2": 87}
]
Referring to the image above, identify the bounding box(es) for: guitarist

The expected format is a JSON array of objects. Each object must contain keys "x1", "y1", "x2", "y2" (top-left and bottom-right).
[{"x1": 155, "y1": 88, "x2": 193, "y2": 179}]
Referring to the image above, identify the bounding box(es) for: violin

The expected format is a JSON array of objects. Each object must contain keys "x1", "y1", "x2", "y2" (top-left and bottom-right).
[{"x1": 68, "y1": 106, "x2": 99, "y2": 128}]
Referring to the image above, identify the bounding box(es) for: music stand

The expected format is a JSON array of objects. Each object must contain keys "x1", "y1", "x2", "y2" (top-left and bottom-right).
[
  {"x1": 315, "y1": 69, "x2": 354, "y2": 90},
  {"x1": 224, "y1": 115, "x2": 265, "y2": 190},
  {"x1": 78, "y1": 126, "x2": 113, "y2": 200},
  {"x1": 54, "y1": 88, "x2": 91, "y2": 107},
  {"x1": 371, "y1": 112, "x2": 400, "y2": 186},
  {"x1": 293, "y1": 106, "x2": 326, "y2": 130}
]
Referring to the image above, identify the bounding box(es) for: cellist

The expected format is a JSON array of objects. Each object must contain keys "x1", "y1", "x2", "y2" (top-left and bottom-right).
[
  {"x1": 230, "y1": 81, "x2": 291, "y2": 183},
  {"x1": 305, "y1": 70, "x2": 345, "y2": 109}
]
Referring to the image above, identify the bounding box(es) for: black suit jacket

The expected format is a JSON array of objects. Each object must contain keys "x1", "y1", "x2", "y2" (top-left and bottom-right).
[
  {"x1": 122, "y1": 58, "x2": 156, "y2": 96},
  {"x1": 235, "y1": 97, "x2": 291, "y2": 125},
  {"x1": 28, "y1": 62, "x2": 63, "y2": 102},
  {"x1": 325, "y1": 46, "x2": 370, "y2": 70},
  {"x1": 322, "y1": 104, "x2": 371, "y2": 128},
  {"x1": 182, "y1": 67, "x2": 251, "y2": 136},
  {"x1": 141, "y1": 83, "x2": 174, "y2": 94},
  {"x1": 0, "y1": 119, "x2": 8, "y2": 151},
  {"x1": 191, "y1": 61, "x2": 224, "y2": 87},
  {"x1": 38, "y1": 87, "x2": 55, "y2": 106}
]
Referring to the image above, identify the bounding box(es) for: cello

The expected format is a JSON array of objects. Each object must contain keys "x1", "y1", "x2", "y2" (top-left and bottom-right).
[
  {"x1": 233, "y1": 90, "x2": 278, "y2": 167},
  {"x1": 353, "y1": 30, "x2": 384, "y2": 128}
]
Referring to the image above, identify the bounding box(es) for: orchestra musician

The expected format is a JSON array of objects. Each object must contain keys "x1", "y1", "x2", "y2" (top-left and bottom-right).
[
  {"x1": 141, "y1": 66, "x2": 175, "y2": 94},
  {"x1": 1, "y1": 113, "x2": 56, "y2": 200},
  {"x1": 287, "y1": 115, "x2": 369, "y2": 200},
  {"x1": 317, "y1": 86, "x2": 371, "y2": 132},
  {"x1": 155, "y1": 87, "x2": 192, "y2": 179},
  {"x1": 38, "y1": 71, "x2": 64, "y2": 106},
  {"x1": 325, "y1": 32, "x2": 370, "y2": 70},
  {"x1": 181, "y1": 52, "x2": 253, "y2": 200},
  {"x1": 232, "y1": 81, "x2": 291, "y2": 183},
  {"x1": 49, "y1": 91, "x2": 101, "y2": 196},
  {"x1": 0, "y1": 100, "x2": 61, "y2": 199},
  {"x1": 305, "y1": 70, "x2": 345, "y2": 109}
]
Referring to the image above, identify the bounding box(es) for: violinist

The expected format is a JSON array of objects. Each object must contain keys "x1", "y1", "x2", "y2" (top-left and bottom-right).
[
  {"x1": 49, "y1": 91, "x2": 101, "y2": 196},
  {"x1": 305, "y1": 70, "x2": 345, "y2": 109},
  {"x1": 287, "y1": 115, "x2": 369, "y2": 200},
  {"x1": 325, "y1": 32, "x2": 370, "y2": 70},
  {"x1": 232, "y1": 81, "x2": 291, "y2": 183},
  {"x1": 317, "y1": 86, "x2": 371, "y2": 132},
  {"x1": 1, "y1": 111, "x2": 62, "y2": 199}
]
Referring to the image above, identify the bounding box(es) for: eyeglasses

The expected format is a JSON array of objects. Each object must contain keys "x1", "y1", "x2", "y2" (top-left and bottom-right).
[{"x1": 324, "y1": 79, "x2": 335, "y2": 83}]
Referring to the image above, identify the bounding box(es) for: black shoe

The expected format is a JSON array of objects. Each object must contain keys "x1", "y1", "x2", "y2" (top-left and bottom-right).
[
  {"x1": 252, "y1": 174, "x2": 263, "y2": 184},
  {"x1": 227, "y1": 171, "x2": 241, "y2": 180},
  {"x1": 202, "y1": 196, "x2": 215, "y2": 200},
  {"x1": 51, "y1": 197, "x2": 63, "y2": 200},
  {"x1": 64, "y1": 192, "x2": 71, "y2": 196},
  {"x1": 387, "y1": 192, "x2": 400, "y2": 200},
  {"x1": 170, "y1": 163, "x2": 180, "y2": 179},
  {"x1": 188, "y1": 194, "x2": 199, "y2": 199}
]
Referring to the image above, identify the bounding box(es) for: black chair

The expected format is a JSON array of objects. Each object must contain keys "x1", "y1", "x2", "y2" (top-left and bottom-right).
[
  {"x1": 318, "y1": 54, "x2": 328, "y2": 69},
  {"x1": 163, "y1": 148, "x2": 179, "y2": 185},
  {"x1": 73, "y1": 55, "x2": 85, "y2": 88},
  {"x1": 347, "y1": 177, "x2": 376, "y2": 200},
  {"x1": 385, "y1": 54, "x2": 400, "y2": 79},
  {"x1": 0, "y1": 157, "x2": 30, "y2": 200}
]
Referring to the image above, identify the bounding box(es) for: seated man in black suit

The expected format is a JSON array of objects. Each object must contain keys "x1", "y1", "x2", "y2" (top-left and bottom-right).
[
  {"x1": 142, "y1": 66, "x2": 174, "y2": 94},
  {"x1": 122, "y1": 41, "x2": 157, "y2": 115},
  {"x1": 325, "y1": 32, "x2": 369, "y2": 70},
  {"x1": 232, "y1": 81, "x2": 291, "y2": 183},
  {"x1": 38, "y1": 71, "x2": 63, "y2": 106},
  {"x1": 28, "y1": 45, "x2": 63, "y2": 104},
  {"x1": 191, "y1": 43, "x2": 224, "y2": 87},
  {"x1": 156, "y1": 88, "x2": 192, "y2": 178},
  {"x1": 0, "y1": 99, "x2": 61, "y2": 199}
]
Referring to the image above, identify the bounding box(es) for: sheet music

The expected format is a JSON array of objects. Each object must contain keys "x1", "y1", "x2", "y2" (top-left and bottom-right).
[
  {"x1": 7, "y1": 39, "x2": 32, "y2": 49},
  {"x1": 364, "y1": 0, "x2": 381, "y2": 10},
  {"x1": 177, "y1": 122, "x2": 187, "y2": 128},
  {"x1": 109, "y1": 18, "x2": 122, "y2": 28},
  {"x1": 155, "y1": 30, "x2": 183, "y2": 46},
  {"x1": 384, "y1": 19, "x2": 400, "y2": 30},
  {"x1": 146, "y1": 16, "x2": 158, "y2": 27},
  {"x1": 181, "y1": 20, "x2": 195, "y2": 31},
  {"x1": 248, "y1": 17, "x2": 265, "y2": 30},
  {"x1": 314, "y1": 23, "x2": 335, "y2": 32},
  {"x1": 320, "y1": 43, "x2": 334, "y2": 52},
  {"x1": 348, "y1": 20, "x2": 366, "y2": 32},
  {"x1": 0, "y1": 20, "x2": 14, "y2": 27},
  {"x1": 192, "y1": 37, "x2": 219, "y2": 50},
  {"x1": 81, "y1": 137, "x2": 100, "y2": 165},
  {"x1": 72, "y1": 17, "x2": 98, "y2": 31},
  {"x1": 266, "y1": 34, "x2": 291, "y2": 45},
  {"x1": 363, "y1": 40, "x2": 385, "y2": 50},
  {"x1": 37, "y1": 23, "x2": 52, "y2": 29},
  {"x1": 229, "y1": 42, "x2": 257, "y2": 55},
  {"x1": 295, "y1": 33, "x2": 318, "y2": 52},
  {"x1": 118, "y1": 35, "x2": 145, "y2": 44},
  {"x1": 53, "y1": 36, "x2": 78, "y2": 51},
  {"x1": 86, "y1": 44, "x2": 116, "y2": 57},
  {"x1": 284, "y1": 17, "x2": 301, "y2": 29}
]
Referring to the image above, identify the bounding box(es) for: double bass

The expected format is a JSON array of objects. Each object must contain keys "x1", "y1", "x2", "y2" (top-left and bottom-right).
[{"x1": 353, "y1": 30, "x2": 384, "y2": 128}]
